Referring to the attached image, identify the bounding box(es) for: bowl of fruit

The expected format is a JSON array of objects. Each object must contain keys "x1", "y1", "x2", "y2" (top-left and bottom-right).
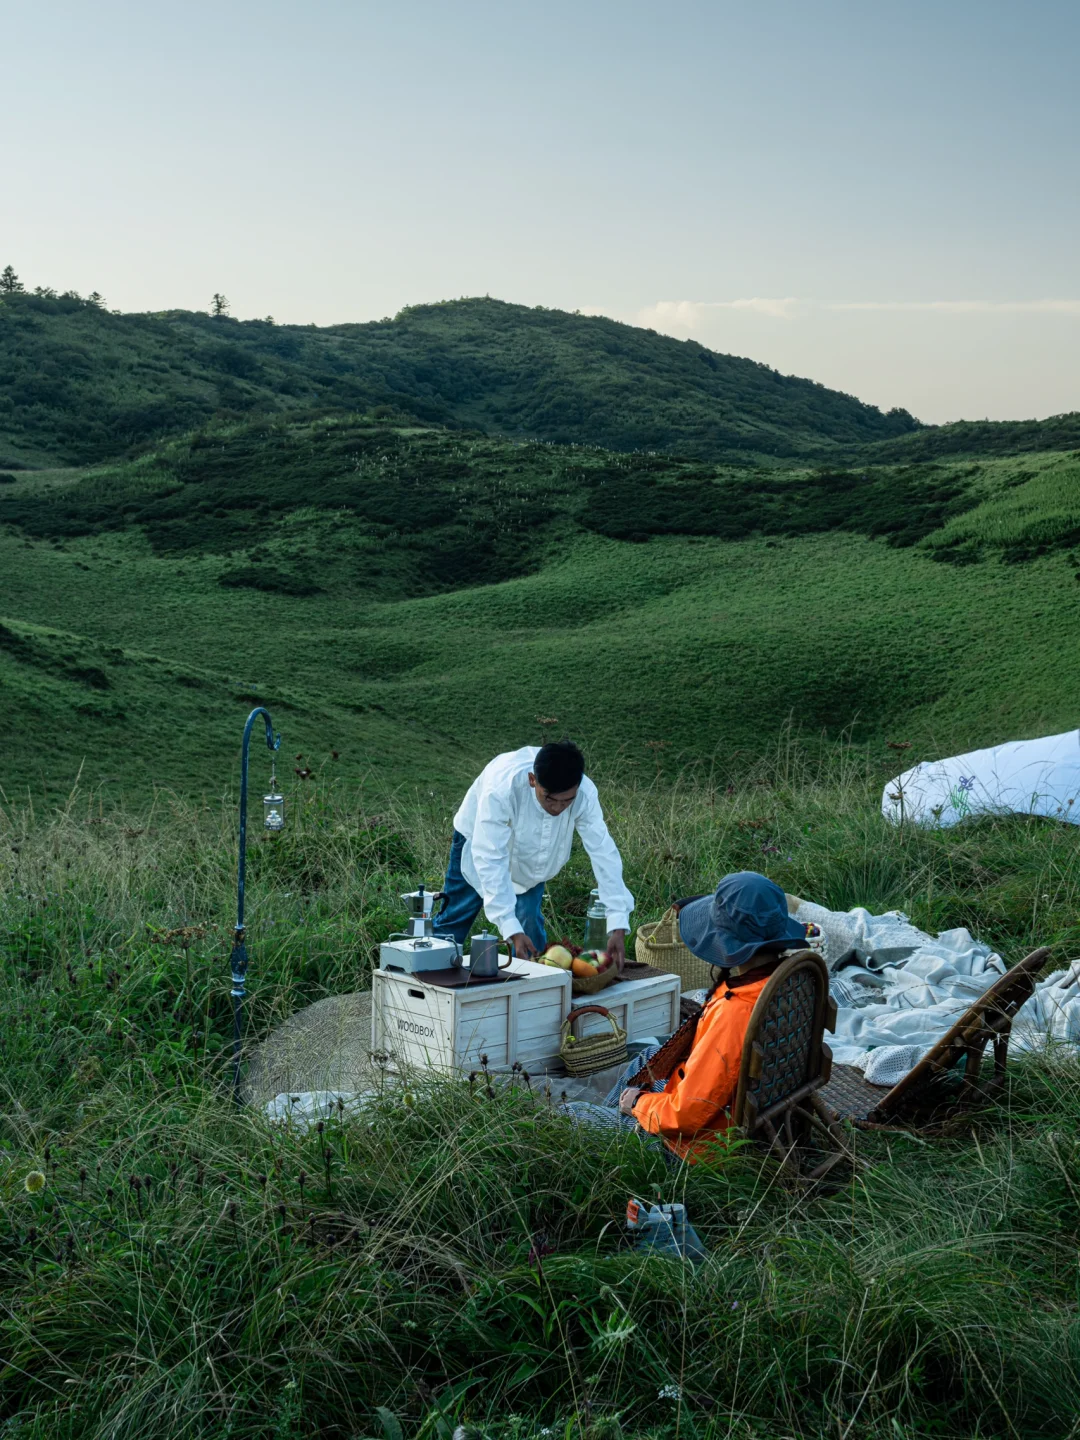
[{"x1": 539, "y1": 941, "x2": 619, "y2": 996}]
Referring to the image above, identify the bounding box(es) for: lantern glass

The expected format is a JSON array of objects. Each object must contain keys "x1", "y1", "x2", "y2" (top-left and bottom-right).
[{"x1": 263, "y1": 791, "x2": 285, "y2": 832}]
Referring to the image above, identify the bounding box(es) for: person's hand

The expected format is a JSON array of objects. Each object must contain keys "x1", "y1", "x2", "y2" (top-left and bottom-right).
[
  {"x1": 618, "y1": 1086, "x2": 642, "y2": 1116},
  {"x1": 606, "y1": 929, "x2": 628, "y2": 972},
  {"x1": 511, "y1": 931, "x2": 538, "y2": 959}
]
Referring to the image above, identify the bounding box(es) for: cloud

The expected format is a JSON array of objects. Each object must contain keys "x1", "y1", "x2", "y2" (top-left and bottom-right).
[
  {"x1": 827, "y1": 300, "x2": 1080, "y2": 315},
  {"x1": 637, "y1": 298, "x2": 801, "y2": 330},
  {"x1": 634, "y1": 297, "x2": 1080, "y2": 330}
]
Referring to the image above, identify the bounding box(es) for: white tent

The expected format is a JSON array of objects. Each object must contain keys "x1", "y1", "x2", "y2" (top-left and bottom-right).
[{"x1": 882, "y1": 728, "x2": 1080, "y2": 828}]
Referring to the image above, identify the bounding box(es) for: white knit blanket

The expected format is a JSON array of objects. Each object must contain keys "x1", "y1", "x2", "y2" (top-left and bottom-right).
[{"x1": 790, "y1": 902, "x2": 1076, "y2": 1085}]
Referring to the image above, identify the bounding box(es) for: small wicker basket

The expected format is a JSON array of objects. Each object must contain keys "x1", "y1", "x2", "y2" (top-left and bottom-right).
[
  {"x1": 559, "y1": 1005, "x2": 628, "y2": 1077},
  {"x1": 634, "y1": 905, "x2": 714, "y2": 991},
  {"x1": 571, "y1": 963, "x2": 620, "y2": 998}
]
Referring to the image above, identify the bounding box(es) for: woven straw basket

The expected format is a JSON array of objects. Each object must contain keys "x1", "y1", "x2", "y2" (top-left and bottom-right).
[
  {"x1": 635, "y1": 905, "x2": 714, "y2": 991},
  {"x1": 571, "y1": 963, "x2": 620, "y2": 998},
  {"x1": 559, "y1": 1005, "x2": 628, "y2": 1077}
]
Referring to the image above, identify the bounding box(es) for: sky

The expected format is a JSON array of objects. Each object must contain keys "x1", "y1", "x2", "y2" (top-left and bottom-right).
[{"x1": 3, "y1": 0, "x2": 1078, "y2": 424}]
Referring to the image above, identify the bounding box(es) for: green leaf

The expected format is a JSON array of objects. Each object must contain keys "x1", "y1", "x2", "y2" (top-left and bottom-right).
[{"x1": 375, "y1": 1407, "x2": 403, "y2": 1440}]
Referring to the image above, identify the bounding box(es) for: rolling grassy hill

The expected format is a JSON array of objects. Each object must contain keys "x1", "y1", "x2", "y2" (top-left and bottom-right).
[
  {"x1": 4, "y1": 299, "x2": 1080, "y2": 1440},
  {"x1": 2, "y1": 411, "x2": 1078, "y2": 801},
  {"x1": 0, "y1": 290, "x2": 925, "y2": 467},
  {"x1": 5, "y1": 284, "x2": 1078, "y2": 474}
]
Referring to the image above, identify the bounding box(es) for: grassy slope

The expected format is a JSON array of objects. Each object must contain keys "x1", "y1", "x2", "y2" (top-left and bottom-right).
[
  {"x1": 3, "y1": 767, "x2": 1080, "y2": 1439},
  {"x1": 7, "y1": 293, "x2": 1080, "y2": 1440},
  {"x1": 0, "y1": 293, "x2": 921, "y2": 467},
  {"x1": 6, "y1": 290, "x2": 1079, "y2": 480},
  {"x1": 1, "y1": 419, "x2": 1079, "y2": 799}
]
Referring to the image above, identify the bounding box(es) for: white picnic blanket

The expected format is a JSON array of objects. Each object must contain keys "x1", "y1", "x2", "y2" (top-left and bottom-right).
[
  {"x1": 793, "y1": 901, "x2": 1077, "y2": 1082},
  {"x1": 882, "y1": 728, "x2": 1080, "y2": 828}
]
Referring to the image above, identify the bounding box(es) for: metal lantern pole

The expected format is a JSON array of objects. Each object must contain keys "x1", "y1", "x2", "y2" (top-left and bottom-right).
[{"x1": 231, "y1": 706, "x2": 281, "y2": 1103}]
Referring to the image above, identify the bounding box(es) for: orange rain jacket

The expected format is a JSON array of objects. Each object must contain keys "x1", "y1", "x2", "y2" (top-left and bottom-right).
[{"x1": 631, "y1": 974, "x2": 770, "y2": 1161}]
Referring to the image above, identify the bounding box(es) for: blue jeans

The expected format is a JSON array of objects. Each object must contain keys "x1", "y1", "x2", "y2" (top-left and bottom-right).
[{"x1": 436, "y1": 830, "x2": 548, "y2": 950}]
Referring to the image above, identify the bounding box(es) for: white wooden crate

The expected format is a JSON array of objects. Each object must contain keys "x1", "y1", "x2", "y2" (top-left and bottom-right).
[
  {"x1": 371, "y1": 958, "x2": 572, "y2": 1074},
  {"x1": 572, "y1": 971, "x2": 681, "y2": 1043}
]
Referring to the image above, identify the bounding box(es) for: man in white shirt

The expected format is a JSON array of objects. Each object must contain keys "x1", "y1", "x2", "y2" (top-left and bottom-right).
[{"x1": 437, "y1": 741, "x2": 634, "y2": 964}]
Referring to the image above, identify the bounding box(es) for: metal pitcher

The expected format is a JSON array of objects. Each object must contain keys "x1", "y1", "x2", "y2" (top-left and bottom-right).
[{"x1": 469, "y1": 932, "x2": 512, "y2": 978}]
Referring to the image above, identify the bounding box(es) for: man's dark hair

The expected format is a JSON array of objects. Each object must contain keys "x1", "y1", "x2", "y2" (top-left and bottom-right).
[{"x1": 533, "y1": 740, "x2": 585, "y2": 794}]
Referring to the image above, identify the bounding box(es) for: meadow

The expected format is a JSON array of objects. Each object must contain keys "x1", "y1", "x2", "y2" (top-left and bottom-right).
[
  {"x1": 3, "y1": 745, "x2": 1080, "y2": 1439},
  {"x1": 2, "y1": 414, "x2": 1079, "y2": 802},
  {"x1": 4, "y1": 292, "x2": 1080, "y2": 1439}
]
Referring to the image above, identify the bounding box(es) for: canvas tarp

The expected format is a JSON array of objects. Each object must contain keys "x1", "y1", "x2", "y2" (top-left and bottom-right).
[{"x1": 882, "y1": 728, "x2": 1080, "y2": 828}]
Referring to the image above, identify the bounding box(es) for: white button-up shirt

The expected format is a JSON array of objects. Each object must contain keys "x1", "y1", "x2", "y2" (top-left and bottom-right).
[{"x1": 452, "y1": 746, "x2": 635, "y2": 942}]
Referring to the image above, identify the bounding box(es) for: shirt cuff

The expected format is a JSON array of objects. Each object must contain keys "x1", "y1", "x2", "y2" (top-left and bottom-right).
[
  {"x1": 490, "y1": 912, "x2": 521, "y2": 942},
  {"x1": 605, "y1": 912, "x2": 631, "y2": 934}
]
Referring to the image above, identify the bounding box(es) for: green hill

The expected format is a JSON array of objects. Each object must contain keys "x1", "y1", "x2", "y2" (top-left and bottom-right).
[
  {"x1": 859, "y1": 413, "x2": 1080, "y2": 464},
  {"x1": 0, "y1": 289, "x2": 922, "y2": 467},
  {"x1": 2, "y1": 412, "x2": 1078, "y2": 800}
]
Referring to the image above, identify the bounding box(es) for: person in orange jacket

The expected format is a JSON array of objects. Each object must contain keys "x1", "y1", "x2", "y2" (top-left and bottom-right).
[{"x1": 564, "y1": 872, "x2": 809, "y2": 1162}]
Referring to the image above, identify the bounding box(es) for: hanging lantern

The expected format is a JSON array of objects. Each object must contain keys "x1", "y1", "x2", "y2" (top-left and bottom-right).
[{"x1": 263, "y1": 786, "x2": 285, "y2": 832}]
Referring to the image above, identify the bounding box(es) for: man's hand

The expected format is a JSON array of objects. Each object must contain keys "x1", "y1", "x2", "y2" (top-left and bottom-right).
[
  {"x1": 606, "y1": 929, "x2": 628, "y2": 972},
  {"x1": 510, "y1": 931, "x2": 538, "y2": 959},
  {"x1": 618, "y1": 1086, "x2": 642, "y2": 1116}
]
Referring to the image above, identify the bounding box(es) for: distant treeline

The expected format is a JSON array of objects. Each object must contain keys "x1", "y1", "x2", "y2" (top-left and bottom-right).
[
  {"x1": 859, "y1": 414, "x2": 1080, "y2": 463},
  {"x1": 2, "y1": 281, "x2": 1074, "y2": 473},
  {"x1": 0, "y1": 287, "x2": 920, "y2": 468}
]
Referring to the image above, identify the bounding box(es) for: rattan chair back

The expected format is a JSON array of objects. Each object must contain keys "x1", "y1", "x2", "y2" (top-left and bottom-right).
[
  {"x1": 626, "y1": 948, "x2": 848, "y2": 1179},
  {"x1": 731, "y1": 951, "x2": 835, "y2": 1142}
]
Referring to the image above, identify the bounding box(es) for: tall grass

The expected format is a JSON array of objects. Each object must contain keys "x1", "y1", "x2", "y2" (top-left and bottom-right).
[{"x1": 3, "y1": 745, "x2": 1080, "y2": 1438}]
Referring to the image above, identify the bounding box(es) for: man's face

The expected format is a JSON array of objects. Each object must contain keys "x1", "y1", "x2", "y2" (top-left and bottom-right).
[{"x1": 528, "y1": 772, "x2": 579, "y2": 816}]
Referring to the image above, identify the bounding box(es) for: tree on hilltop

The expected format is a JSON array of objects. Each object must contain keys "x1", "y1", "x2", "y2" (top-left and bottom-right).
[
  {"x1": 0, "y1": 265, "x2": 24, "y2": 294},
  {"x1": 211, "y1": 293, "x2": 230, "y2": 317}
]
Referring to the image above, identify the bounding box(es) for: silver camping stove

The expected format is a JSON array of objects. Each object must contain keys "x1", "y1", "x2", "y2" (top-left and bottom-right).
[{"x1": 379, "y1": 885, "x2": 462, "y2": 975}]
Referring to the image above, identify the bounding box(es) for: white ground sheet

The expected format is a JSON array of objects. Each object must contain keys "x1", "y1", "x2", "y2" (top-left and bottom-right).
[
  {"x1": 790, "y1": 901, "x2": 1080, "y2": 1085},
  {"x1": 882, "y1": 728, "x2": 1080, "y2": 828}
]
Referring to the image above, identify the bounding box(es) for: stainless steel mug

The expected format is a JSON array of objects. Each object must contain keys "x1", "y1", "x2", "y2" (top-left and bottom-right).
[{"x1": 469, "y1": 932, "x2": 512, "y2": 978}]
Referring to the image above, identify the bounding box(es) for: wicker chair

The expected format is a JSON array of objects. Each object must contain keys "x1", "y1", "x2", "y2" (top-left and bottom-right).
[
  {"x1": 628, "y1": 950, "x2": 848, "y2": 1179},
  {"x1": 731, "y1": 950, "x2": 847, "y2": 1177},
  {"x1": 821, "y1": 947, "x2": 1051, "y2": 1128}
]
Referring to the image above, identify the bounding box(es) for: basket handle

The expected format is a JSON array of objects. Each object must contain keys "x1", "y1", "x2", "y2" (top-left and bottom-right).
[
  {"x1": 642, "y1": 904, "x2": 680, "y2": 951},
  {"x1": 563, "y1": 1005, "x2": 619, "y2": 1042}
]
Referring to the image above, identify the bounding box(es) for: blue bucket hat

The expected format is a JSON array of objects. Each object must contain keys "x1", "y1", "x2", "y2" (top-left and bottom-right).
[{"x1": 677, "y1": 872, "x2": 807, "y2": 971}]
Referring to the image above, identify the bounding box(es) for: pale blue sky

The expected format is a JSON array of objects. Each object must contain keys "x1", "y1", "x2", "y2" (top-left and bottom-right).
[{"x1": 4, "y1": 0, "x2": 1078, "y2": 422}]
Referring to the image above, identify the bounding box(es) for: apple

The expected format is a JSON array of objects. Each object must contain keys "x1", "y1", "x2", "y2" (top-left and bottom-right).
[{"x1": 543, "y1": 944, "x2": 574, "y2": 969}]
